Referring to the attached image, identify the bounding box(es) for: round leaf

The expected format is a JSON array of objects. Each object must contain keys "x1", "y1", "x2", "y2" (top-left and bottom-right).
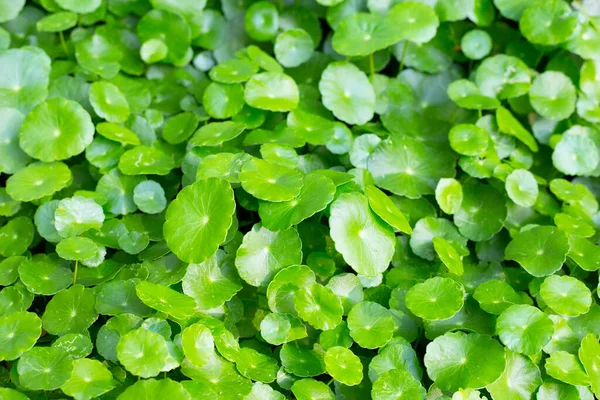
[
  {"x1": 19, "y1": 97, "x2": 94, "y2": 162},
  {"x1": 497, "y1": 304, "x2": 554, "y2": 355},
  {"x1": 329, "y1": 192, "x2": 395, "y2": 277},
  {"x1": 164, "y1": 178, "x2": 235, "y2": 264}
]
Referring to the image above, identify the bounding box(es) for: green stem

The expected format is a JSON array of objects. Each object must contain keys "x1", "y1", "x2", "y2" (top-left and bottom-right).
[
  {"x1": 369, "y1": 52, "x2": 375, "y2": 77},
  {"x1": 478, "y1": 109, "x2": 482, "y2": 119},
  {"x1": 399, "y1": 42, "x2": 408, "y2": 72},
  {"x1": 59, "y1": 31, "x2": 69, "y2": 57},
  {"x1": 73, "y1": 260, "x2": 78, "y2": 285}
]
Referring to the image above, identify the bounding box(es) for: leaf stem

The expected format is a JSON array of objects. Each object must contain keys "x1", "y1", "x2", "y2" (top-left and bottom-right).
[
  {"x1": 369, "y1": 52, "x2": 375, "y2": 77},
  {"x1": 399, "y1": 42, "x2": 408, "y2": 72},
  {"x1": 59, "y1": 31, "x2": 69, "y2": 57},
  {"x1": 73, "y1": 260, "x2": 78, "y2": 285},
  {"x1": 478, "y1": 109, "x2": 482, "y2": 119}
]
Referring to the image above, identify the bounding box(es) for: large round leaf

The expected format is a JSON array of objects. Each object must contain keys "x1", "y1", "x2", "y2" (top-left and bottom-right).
[
  {"x1": 42, "y1": 284, "x2": 98, "y2": 336},
  {"x1": 347, "y1": 301, "x2": 394, "y2": 349},
  {"x1": 0, "y1": 47, "x2": 51, "y2": 113},
  {"x1": 505, "y1": 225, "x2": 569, "y2": 277},
  {"x1": 60, "y1": 358, "x2": 115, "y2": 399},
  {"x1": 6, "y1": 161, "x2": 71, "y2": 202},
  {"x1": 329, "y1": 192, "x2": 395, "y2": 277},
  {"x1": 497, "y1": 304, "x2": 554, "y2": 355},
  {"x1": 529, "y1": 71, "x2": 576, "y2": 120},
  {"x1": 405, "y1": 277, "x2": 465, "y2": 320},
  {"x1": 294, "y1": 283, "x2": 343, "y2": 331},
  {"x1": 244, "y1": 72, "x2": 299, "y2": 112},
  {"x1": 319, "y1": 61, "x2": 375, "y2": 125},
  {"x1": 239, "y1": 158, "x2": 303, "y2": 202},
  {"x1": 0, "y1": 311, "x2": 41, "y2": 361},
  {"x1": 539, "y1": 275, "x2": 592, "y2": 317},
  {"x1": 17, "y1": 347, "x2": 73, "y2": 391},
  {"x1": 19, "y1": 97, "x2": 94, "y2": 162},
  {"x1": 235, "y1": 224, "x2": 302, "y2": 287},
  {"x1": 424, "y1": 331, "x2": 506, "y2": 391},
  {"x1": 367, "y1": 137, "x2": 456, "y2": 199},
  {"x1": 454, "y1": 182, "x2": 507, "y2": 241},
  {"x1": 164, "y1": 178, "x2": 235, "y2": 264},
  {"x1": 519, "y1": 0, "x2": 577, "y2": 46},
  {"x1": 116, "y1": 328, "x2": 172, "y2": 378},
  {"x1": 182, "y1": 252, "x2": 242, "y2": 310}
]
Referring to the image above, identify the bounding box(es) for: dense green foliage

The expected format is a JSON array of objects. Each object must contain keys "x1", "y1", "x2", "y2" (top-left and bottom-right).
[{"x1": 0, "y1": 0, "x2": 600, "y2": 399}]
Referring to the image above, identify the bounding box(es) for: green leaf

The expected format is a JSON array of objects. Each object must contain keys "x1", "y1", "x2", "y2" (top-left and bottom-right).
[
  {"x1": 291, "y1": 378, "x2": 335, "y2": 400},
  {"x1": 42, "y1": 284, "x2": 98, "y2": 336},
  {"x1": 56, "y1": 237, "x2": 99, "y2": 261},
  {"x1": 371, "y1": 368, "x2": 426, "y2": 400},
  {"x1": 505, "y1": 225, "x2": 569, "y2": 277},
  {"x1": 365, "y1": 185, "x2": 412, "y2": 234},
  {"x1": 319, "y1": 62, "x2": 375, "y2": 125},
  {"x1": 203, "y1": 82, "x2": 245, "y2": 119},
  {"x1": 461, "y1": 29, "x2": 492, "y2": 60},
  {"x1": 540, "y1": 275, "x2": 592, "y2": 317},
  {"x1": 455, "y1": 182, "x2": 507, "y2": 241},
  {"x1": 0, "y1": 216, "x2": 34, "y2": 257},
  {"x1": 96, "y1": 122, "x2": 140, "y2": 145},
  {"x1": 118, "y1": 146, "x2": 176, "y2": 176},
  {"x1": 239, "y1": 158, "x2": 304, "y2": 202},
  {"x1": 552, "y1": 127, "x2": 599, "y2": 176},
  {"x1": 476, "y1": 55, "x2": 531, "y2": 100},
  {"x1": 135, "y1": 281, "x2": 196, "y2": 320},
  {"x1": 449, "y1": 124, "x2": 489, "y2": 156},
  {"x1": 89, "y1": 81, "x2": 130, "y2": 123},
  {"x1": 121, "y1": 378, "x2": 191, "y2": 400},
  {"x1": 0, "y1": 48, "x2": 51, "y2": 113},
  {"x1": 55, "y1": 196, "x2": 104, "y2": 238},
  {"x1": 367, "y1": 137, "x2": 456, "y2": 198},
  {"x1": 17, "y1": 347, "x2": 73, "y2": 391},
  {"x1": 496, "y1": 106, "x2": 538, "y2": 152},
  {"x1": 182, "y1": 252, "x2": 242, "y2": 309},
  {"x1": 545, "y1": 350, "x2": 589, "y2": 386},
  {"x1": 0, "y1": 108, "x2": 30, "y2": 174},
  {"x1": 0, "y1": 0, "x2": 25, "y2": 23},
  {"x1": 347, "y1": 301, "x2": 395, "y2": 349},
  {"x1": 274, "y1": 29, "x2": 314, "y2": 68},
  {"x1": 324, "y1": 347, "x2": 363, "y2": 386},
  {"x1": 505, "y1": 169, "x2": 538, "y2": 207},
  {"x1": 18, "y1": 256, "x2": 73, "y2": 295},
  {"x1": 181, "y1": 323, "x2": 216, "y2": 368},
  {"x1": 529, "y1": 71, "x2": 576, "y2": 120},
  {"x1": 19, "y1": 97, "x2": 94, "y2": 162},
  {"x1": 116, "y1": 327, "x2": 173, "y2": 378},
  {"x1": 424, "y1": 331, "x2": 506, "y2": 391},
  {"x1": 235, "y1": 347, "x2": 279, "y2": 383},
  {"x1": 519, "y1": 0, "x2": 577, "y2": 46},
  {"x1": 294, "y1": 283, "x2": 343, "y2": 330},
  {"x1": 36, "y1": 11, "x2": 77, "y2": 32},
  {"x1": 60, "y1": 358, "x2": 115, "y2": 399},
  {"x1": 329, "y1": 192, "x2": 395, "y2": 277},
  {"x1": 280, "y1": 342, "x2": 326, "y2": 377},
  {"x1": 579, "y1": 333, "x2": 600, "y2": 398},
  {"x1": 473, "y1": 279, "x2": 523, "y2": 315},
  {"x1": 497, "y1": 304, "x2": 554, "y2": 355},
  {"x1": 405, "y1": 277, "x2": 465, "y2": 320},
  {"x1": 410, "y1": 217, "x2": 467, "y2": 261},
  {"x1": 259, "y1": 173, "x2": 336, "y2": 231},
  {"x1": 164, "y1": 178, "x2": 235, "y2": 264},
  {"x1": 235, "y1": 224, "x2": 302, "y2": 287},
  {"x1": 0, "y1": 311, "x2": 41, "y2": 361},
  {"x1": 244, "y1": 72, "x2": 299, "y2": 112},
  {"x1": 486, "y1": 350, "x2": 542, "y2": 400}
]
